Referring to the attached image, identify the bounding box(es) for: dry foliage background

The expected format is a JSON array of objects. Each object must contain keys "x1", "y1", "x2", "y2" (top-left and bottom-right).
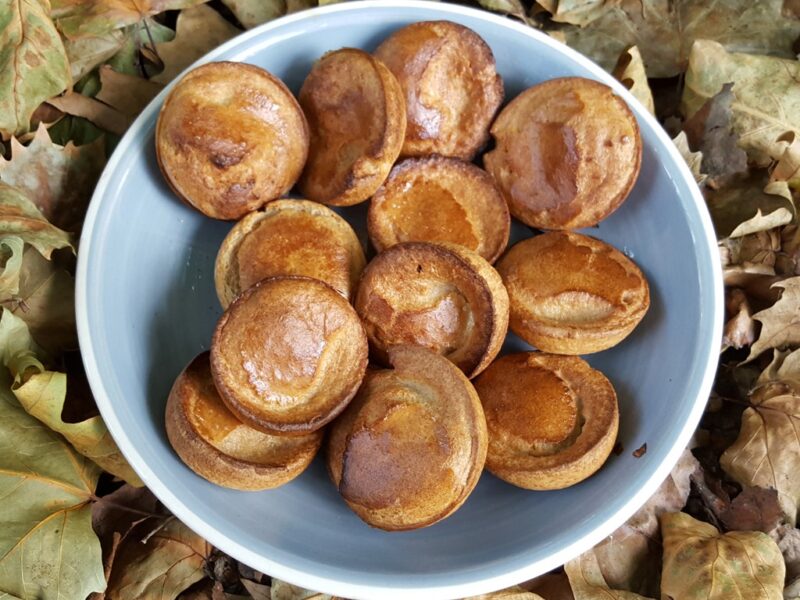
[{"x1": 1, "y1": 0, "x2": 799, "y2": 599}]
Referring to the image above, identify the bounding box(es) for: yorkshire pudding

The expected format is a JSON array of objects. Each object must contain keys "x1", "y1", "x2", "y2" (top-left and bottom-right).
[
  {"x1": 484, "y1": 77, "x2": 641, "y2": 230},
  {"x1": 298, "y1": 48, "x2": 406, "y2": 206},
  {"x1": 165, "y1": 352, "x2": 322, "y2": 490},
  {"x1": 474, "y1": 352, "x2": 618, "y2": 490},
  {"x1": 214, "y1": 199, "x2": 366, "y2": 308},
  {"x1": 374, "y1": 20, "x2": 503, "y2": 160},
  {"x1": 156, "y1": 61, "x2": 309, "y2": 220},
  {"x1": 354, "y1": 241, "x2": 509, "y2": 378},
  {"x1": 496, "y1": 232, "x2": 649, "y2": 354},
  {"x1": 211, "y1": 276, "x2": 368, "y2": 435},
  {"x1": 327, "y1": 345, "x2": 488, "y2": 530},
  {"x1": 368, "y1": 157, "x2": 510, "y2": 263}
]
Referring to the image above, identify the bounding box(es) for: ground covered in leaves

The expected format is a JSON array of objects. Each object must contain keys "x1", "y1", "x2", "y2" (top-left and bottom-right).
[{"x1": 1, "y1": 0, "x2": 799, "y2": 599}]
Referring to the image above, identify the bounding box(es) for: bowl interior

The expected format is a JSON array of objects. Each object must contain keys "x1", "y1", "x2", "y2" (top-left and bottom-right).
[{"x1": 77, "y1": 3, "x2": 721, "y2": 598}]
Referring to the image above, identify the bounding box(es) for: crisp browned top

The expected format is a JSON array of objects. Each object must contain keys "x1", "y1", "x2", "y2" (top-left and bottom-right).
[
  {"x1": 368, "y1": 157, "x2": 510, "y2": 263},
  {"x1": 497, "y1": 231, "x2": 649, "y2": 338},
  {"x1": 474, "y1": 352, "x2": 617, "y2": 477},
  {"x1": 484, "y1": 77, "x2": 641, "y2": 229},
  {"x1": 354, "y1": 241, "x2": 508, "y2": 378},
  {"x1": 327, "y1": 346, "x2": 488, "y2": 530},
  {"x1": 214, "y1": 199, "x2": 366, "y2": 307},
  {"x1": 210, "y1": 276, "x2": 368, "y2": 434},
  {"x1": 298, "y1": 48, "x2": 406, "y2": 206},
  {"x1": 155, "y1": 61, "x2": 309, "y2": 220},
  {"x1": 171, "y1": 352, "x2": 321, "y2": 466},
  {"x1": 375, "y1": 20, "x2": 503, "y2": 160}
]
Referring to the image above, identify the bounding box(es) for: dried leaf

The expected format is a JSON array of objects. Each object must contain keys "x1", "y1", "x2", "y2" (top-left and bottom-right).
[
  {"x1": 672, "y1": 132, "x2": 707, "y2": 185},
  {"x1": 772, "y1": 524, "x2": 800, "y2": 587},
  {"x1": 466, "y1": 586, "x2": 545, "y2": 599},
  {"x1": 269, "y1": 579, "x2": 333, "y2": 600},
  {"x1": 722, "y1": 288, "x2": 756, "y2": 350},
  {"x1": 64, "y1": 29, "x2": 127, "y2": 82},
  {"x1": 220, "y1": 0, "x2": 284, "y2": 28},
  {"x1": 53, "y1": 0, "x2": 209, "y2": 40},
  {"x1": 0, "y1": 311, "x2": 105, "y2": 599},
  {"x1": 0, "y1": 124, "x2": 106, "y2": 232},
  {"x1": 565, "y1": 552, "x2": 654, "y2": 600},
  {"x1": 747, "y1": 277, "x2": 800, "y2": 361},
  {"x1": 772, "y1": 133, "x2": 800, "y2": 190},
  {"x1": 96, "y1": 65, "x2": 163, "y2": 119},
  {"x1": 153, "y1": 5, "x2": 240, "y2": 84},
  {"x1": 544, "y1": 0, "x2": 800, "y2": 78},
  {"x1": 0, "y1": 0, "x2": 71, "y2": 139},
  {"x1": 612, "y1": 46, "x2": 654, "y2": 115},
  {"x1": 477, "y1": 0, "x2": 528, "y2": 21},
  {"x1": 47, "y1": 92, "x2": 129, "y2": 136},
  {"x1": 105, "y1": 517, "x2": 211, "y2": 600},
  {"x1": 758, "y1": 348, "x2": 800, "y2": 386},
  {"x1": 660, "y1": 511, "x2": 785, "y2": 599},
  {"x1": 12, "y1": 362, "x2": 143, "y2": 486},
  {"x1": 0, "y1": 236, "x2": 25, "y2": 298},
  {"x1": 106, "y1": 19, "x2": 175, "y2": 76},
  {"x1": 240, "y1": 579, "x2": 271, "y2": 600},
  {"x1": 0, "y1": 182, "x2": 73, "y2": 258},
  {"x1": 682, "y1": 83, "x2": 748, "y2": 189},
  {"x1": 683, "y1": 40, "x2": 800, "y2": 166},
  {"x1": 523, "y1": 572, "x2": 574, "y2": 600},
  {"x1": 719, "y1": 486, "x2": 784, "y2": 532}
]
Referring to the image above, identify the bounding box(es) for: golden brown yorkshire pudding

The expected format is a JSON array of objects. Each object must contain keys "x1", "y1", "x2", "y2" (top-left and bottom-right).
[
  {"x1": 165, "y1": 352, "x2": 322, "y2": 490},
  {"x1": 298, "y1": 48, "x2": 406, "y2": 206},
  {"x1": 156, "y1": 62, "x2": 309, "y2": 220},
  {"x1": 214, "y1": 199, "x2": 366, "y2": 308},
  {"x1": 211, "y1": 276, "x2": 368, "y2": 435},
  {"x1": 354, "y1": 241, "x2": 509, "y2": 378},
  {"x1": 484, "y1": 77, "x2": 641, "y2": 230},
  {"x1": 368, "y1": 157, "x2": 510, "y2": 264},
  {"x1": 474, "y1": 352, "x2": 618, "y2": 490},
  {"x1": 496, "y1": 232, "x2": 649, "y2": 355},
  {"x1": 327, "y1": 346, "x2": 488, "y2": 530},
  {"x1": 374, "y1": 21, "x2": 503, "y2": 160}
]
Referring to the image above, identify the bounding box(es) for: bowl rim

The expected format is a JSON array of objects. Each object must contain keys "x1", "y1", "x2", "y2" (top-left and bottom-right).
[{"x1": 76, "y1": 2, "x2": 724, "y2": 598}]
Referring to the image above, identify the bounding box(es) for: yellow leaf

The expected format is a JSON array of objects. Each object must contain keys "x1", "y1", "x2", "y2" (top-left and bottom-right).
[
  {"x1": 612, "y1": 46, "x2": 654, "y2": 115},
  {"x1": 660, "y1": 512, "x2": 785, "y2": 599},
  {"x1": 565, "y1": 552, "x2": 654, "y2": 600},
  {"x1": 0, "y1": 183, "x2": 73, "y2": 259}
]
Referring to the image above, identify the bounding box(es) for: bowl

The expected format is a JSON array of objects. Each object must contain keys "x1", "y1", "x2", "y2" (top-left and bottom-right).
[{"x1": 76, "y1": 2, "x2": 723, "y2": 598}]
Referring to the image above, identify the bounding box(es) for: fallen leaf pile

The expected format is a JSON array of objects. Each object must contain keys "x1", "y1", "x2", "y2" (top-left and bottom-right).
[{"x1": 0, "y1": 0, "x2": 799, "y2": 599}]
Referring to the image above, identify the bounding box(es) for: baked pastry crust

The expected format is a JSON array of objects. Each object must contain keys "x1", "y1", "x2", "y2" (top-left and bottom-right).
[
  {"x1": 165, "y1": 352, "x2": 322, "y2": 490},
  {"x1": 156, "y1": 61, "x2": 309, "y2": 220},
  {"x1": 375, "y1": 20, "x2": 503, "y2": 160},
  {"x1": 474, "y1": 352, "x2": 618, "y2": 490},
  {"x1": 211, "y1": 276, "x2": 369, "y2": 435},
  {"x1": 496, "y1": 232, "x2": 649, "y2": 354},
  {"x1": 214, "y1": 199, "x2": 366, "y2": 308},
  {"x1": 368, "y1": 157, "x2": 510, "y2": 263},
  {"x1": 484, "y1": 77, "x2": 641, "y2": 230},
  {"x1": 327, "y1": 346, "x2": 488, "y2": 530},
  {"x1": 354, "y1": 241, "x2": 509, "y2": 378},
  {"x1": 298, "y1": 48, "x2": 406, "y2": 206}
]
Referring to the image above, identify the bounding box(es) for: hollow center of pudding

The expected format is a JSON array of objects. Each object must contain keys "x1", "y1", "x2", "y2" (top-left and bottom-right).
[
  {"x1": 386, "y1": 180, "x2": 479, "y2": 249},
  {"x1": 533, "y1": 291, "x2": 616, "y2": 324},
  {"x1": 489, "y1": 366, "x2": 579, "y2": 454}
]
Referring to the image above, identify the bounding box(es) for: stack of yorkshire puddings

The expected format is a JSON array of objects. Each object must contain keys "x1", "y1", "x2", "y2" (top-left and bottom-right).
[{"x1": 157, "y1": 20, "x2": 650, "y2": 531}]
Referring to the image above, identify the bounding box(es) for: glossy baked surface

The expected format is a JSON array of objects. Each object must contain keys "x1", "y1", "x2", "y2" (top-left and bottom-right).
[
  {"x1": 298, "y1": 48, "x2": 406, "y2": 206},
  {"x1": 484, "y1": 77, "x2": 641, "y2": 230},
  {"x1": 368, "y1": 157, "x2": 510, "y2": 263},
  {"x1": 375, "y1": 20, "x2": 503, "y2": 160},
  {"x1": 214, "y1": 199, "x2": 365, "y2": 307},
  {"x1": 327, "y1": 346, "x2": 487, "y2": 530},
  {"x1": 166, "y1": 352, "x2": 322, "y2": 490},
  {"x1": 77, "y1": 4, "x2": 721, "y2": 596},
  {"x1": 156, "y1": 61, "x2": 308, "y2": 220},
  {"x1": 211, "y1": 276, "x2": 368, "y2": 435}
]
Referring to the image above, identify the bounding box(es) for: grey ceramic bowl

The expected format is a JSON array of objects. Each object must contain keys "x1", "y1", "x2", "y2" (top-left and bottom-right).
[{"x1": 76, "y1": 2, "x2": 723, "y2": 598}]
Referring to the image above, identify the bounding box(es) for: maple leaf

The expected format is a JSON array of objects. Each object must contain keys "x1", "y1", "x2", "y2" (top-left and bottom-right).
[
  {"x1": 0, "y1": 124, "x2": 106, "y2": 232},
  {"x1": 0, "y1": 183, "x2": 73, "y2": 258},
  {"x1": 683, "y1": 40, "x2": 800, "y2": 166},
  {"x1": 612, "y1": 46, "x2": 655, "y2": 115},
  {"x1": 747, "y1": 277, "x2": 800, "y2": 361},
  {"x1": 52, "y1": 0, "x2": 209, "y2": 40},
  {"x1": 660, "y1": 511, "x2": 785, "y2": 599},
  {"x1": 0, "y1": 0, "x2": 71, "y2": 139},
  {"x1": 722, "y1": 288, "x2": 756, "y2": 351}
]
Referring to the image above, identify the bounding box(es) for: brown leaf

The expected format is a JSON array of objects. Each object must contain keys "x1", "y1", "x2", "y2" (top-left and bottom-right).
[
  {"x1": 672, "y1": 131, "x2": 707, "y2": 186},
  {"x1": 772, "y1": 132, "x2": 800, "y2": 190},
  {"x1": 219, "y1": 0, "x2": 285, "y2": 29},
  {"x1": 47, "y1": 92, "x2": 129, "y2": 136},
  {"x1": 465, "y1": 585, "x2": 545, "y2": 599},
  {"x1": 522, "y1": 572, "x2": 574, "y2": 600},
  {"x1": 153, "y1": 5, "x2": 241, "y2": 85},
  {"x1": 0, "y1": 124, "x2": 106, "y2": 232},
  {"x1": 0, "y1": 0, "x2": 71, "y2": 139},
  {"x1": 722, "y1": 288, "x2": 756, "y2": 350},
  {"x1": 564, "y1": 552, "x2": 654, "y2": 600},
  {"x1": 105, "y1": 516, "x2": 211, "y2": 600},
  {"x1": 96, "y1": 65, "x2": 164, "y2": 119},
  {"x1": 240, "y1": 579, "x2": 271, "y2": 600},
  {"x1": 772, "y1": 524, "x2": 800, "y2": 586},
  {"x1": 0, "y1": 182, "x2": 73, "y2": 258},
  {"x1": 719, "y1": 486, "x2": 784, "y2": 532},
  {"x1": 758, "y1": 348, "x2": 800, "y2": 387},
  {"x1": 747, "y1": 276, "x2": 800, "y2": 361},
  {"x1": 660, "y1": 511, "x2": 785, "y2": 599},
  {"x1": 682, "y1": 83, "x2": 748, "y2": 190},
  {"x1": 612, "y1": 46, "x2": 654, "y2": 115}
]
